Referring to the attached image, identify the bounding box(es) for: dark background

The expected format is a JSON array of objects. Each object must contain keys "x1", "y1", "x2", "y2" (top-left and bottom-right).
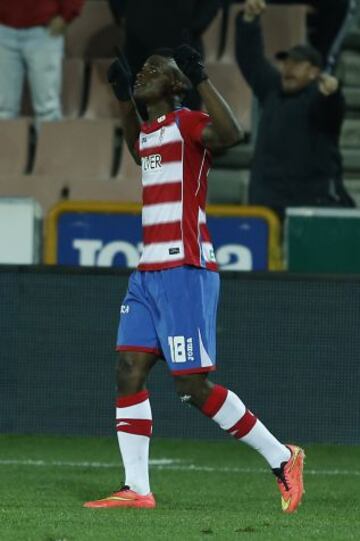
[{"x1": 0, "y1": 266, "x2": 359, "y2": 444}]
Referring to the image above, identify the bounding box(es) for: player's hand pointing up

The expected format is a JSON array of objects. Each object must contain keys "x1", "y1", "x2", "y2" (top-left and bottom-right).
[
  {"x1": 243, "y1": 0, "x2": 266, "y2": 22},
  {"x1": 174, "y1": 45, "x2": 208, "y2": 88},
  {"x1": 107, "y1": 54, "x2": 133, "y2": 101}
]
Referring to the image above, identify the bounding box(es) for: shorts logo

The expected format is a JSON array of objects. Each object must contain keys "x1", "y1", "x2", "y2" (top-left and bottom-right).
[
  {"x1": 168, "y1": 336, "x2": 195, "y2": 363},
  {"x1": 169, "y1": 247, "x2": 180, "y2": 255},
  {"x1": 121, "y1": 304, "x2": 130, "y2": 314}
]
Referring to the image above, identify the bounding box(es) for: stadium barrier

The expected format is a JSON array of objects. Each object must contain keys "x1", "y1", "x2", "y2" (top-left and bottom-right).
[
  {"x1": 44, "y1": 201, "x2": 282, "y2": 271},
  {"x1": 286, "y1": 207, "x2": 360, "y2": 273},
  {"x1": 0, "y1": 265, "x2": 359, "y2": 444}
]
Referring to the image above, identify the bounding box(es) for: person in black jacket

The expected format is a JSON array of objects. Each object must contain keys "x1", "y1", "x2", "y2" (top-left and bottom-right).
[
  {"x1": 235, "y1": 0, "x2": 354, "y2": 220},
  {"x1": 108, "y1": 0, "x2": 220, "y2": 109}
]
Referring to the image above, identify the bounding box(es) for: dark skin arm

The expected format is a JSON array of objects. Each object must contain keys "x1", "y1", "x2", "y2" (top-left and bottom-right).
[
  {"x1": 198, "y1": 79, "x2": 244, "y2": 152},
  {"x1": 117, "y1": 100, "x2": 142, "y2": 165}
]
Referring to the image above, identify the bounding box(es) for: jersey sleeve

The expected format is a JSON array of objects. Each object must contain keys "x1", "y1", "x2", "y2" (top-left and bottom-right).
[{"x1": 178, "y1": 110, "x2": 211, "y2": 146}]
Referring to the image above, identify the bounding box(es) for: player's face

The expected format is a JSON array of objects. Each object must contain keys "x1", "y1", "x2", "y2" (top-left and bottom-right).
[
  {"x1": 133, "y1": 56, "x2": 178, "y2": 103},
  {"x1": 280, "y1": 59, "x2": 320, "y2": 94}
]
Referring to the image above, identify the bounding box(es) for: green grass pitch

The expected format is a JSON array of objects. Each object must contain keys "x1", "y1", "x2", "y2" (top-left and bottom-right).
[{"x1": 0, "y1": 435, "x2": 359, "y2": 541}]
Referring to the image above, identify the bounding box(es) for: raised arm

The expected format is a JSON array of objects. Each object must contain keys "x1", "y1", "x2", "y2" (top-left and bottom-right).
[
  {"x1": 235, "y1": 0, "x2": 280, "y2": 102},
  {"x1": 310, "y1": 74, "x2": 345, "y2": 134},
  {"x1": 107, "y1": 56, "x2": 141, "y2": 165},
  {"x1": 197, "y1": 80, "x2": 244, "y2": 151},
  {"x1": 174, "y1": 45, "x2": 243, "y2": 152}
]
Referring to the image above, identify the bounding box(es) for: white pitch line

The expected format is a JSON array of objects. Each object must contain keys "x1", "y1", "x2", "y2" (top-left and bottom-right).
[
  {"x1": 0, "y1": 458, "x2": 183, "y2": 468},
  {"x1": 0, "y1": 459, "x2": 359, "y2": 477},
  {"x1": 152, "y1": 465, "x2": 360, "y2": 477}
]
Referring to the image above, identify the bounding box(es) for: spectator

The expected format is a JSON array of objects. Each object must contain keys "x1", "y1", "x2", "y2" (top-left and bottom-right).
[
  {"x1": 0, "y1": 0, "x2": 84, "y2": 122},
  {"x1": 235, "y1": 0, "x2": 354, "y2": 221},
  {"x1": 108, "y1": 0, "x2": 220, "y2": 109}
]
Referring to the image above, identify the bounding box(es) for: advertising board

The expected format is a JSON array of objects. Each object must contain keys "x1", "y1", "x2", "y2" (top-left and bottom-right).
[{"x1": 45, "y1": 202, "x2": 281, "y2": 270}]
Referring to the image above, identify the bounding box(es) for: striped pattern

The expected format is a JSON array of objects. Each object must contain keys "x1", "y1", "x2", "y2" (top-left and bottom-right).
[
  {"x1": 115, "y1": 391, "x2": 153, "y2": 437},
  {"x1": 137, "y1": 109, "x2": 218, "y2": 272}
]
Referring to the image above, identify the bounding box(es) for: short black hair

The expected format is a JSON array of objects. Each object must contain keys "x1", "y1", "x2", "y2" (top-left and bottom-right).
[{"x1": 150, "y1": 47, "x2": 175, "y2": 59}]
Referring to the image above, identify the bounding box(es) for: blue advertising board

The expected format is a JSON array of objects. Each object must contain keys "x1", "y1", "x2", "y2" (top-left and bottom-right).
[{"x1": 45, "y1": 203, "x2": 281, "y2": 271}]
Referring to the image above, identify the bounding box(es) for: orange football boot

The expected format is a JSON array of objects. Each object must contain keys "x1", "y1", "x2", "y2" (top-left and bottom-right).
[
  {"x1": 273, "y1": 444, "x2": 305, "y2": 513},
  {"x1": 84, "y1": 486, "x2": 156, "y2": 509}
]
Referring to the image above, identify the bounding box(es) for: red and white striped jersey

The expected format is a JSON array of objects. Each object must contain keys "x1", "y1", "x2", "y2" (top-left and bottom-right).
[{"x1": 136, "y1": 108, "x2": 218, "y2": 272}]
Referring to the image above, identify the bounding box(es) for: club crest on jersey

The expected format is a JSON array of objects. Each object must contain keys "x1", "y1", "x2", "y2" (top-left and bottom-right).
[
  {"x1": 159, "y1": 127, "x2": 166, "y2": 143},
  {"x1": 142, "y1": 154, "x2": 162, "y2": 171}
]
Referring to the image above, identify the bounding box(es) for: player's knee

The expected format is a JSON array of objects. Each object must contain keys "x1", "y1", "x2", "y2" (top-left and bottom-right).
[
  {"x1": 116, "y1": 352, "x2": 146, "y2": 392},
  {"x1": 175, "y1": 374, "x2": 212, "y2": 407},
  {"x1": 174, "y1": 375, "x2": 203, "y2": 402},
  {"x1": 175, "y1": 375, "x2": 193, "y2": 397}
]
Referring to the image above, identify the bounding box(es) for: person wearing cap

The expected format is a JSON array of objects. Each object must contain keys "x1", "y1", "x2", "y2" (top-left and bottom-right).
[{"x1": 235, "y1": 0, "x2": 354, "y2": 219}]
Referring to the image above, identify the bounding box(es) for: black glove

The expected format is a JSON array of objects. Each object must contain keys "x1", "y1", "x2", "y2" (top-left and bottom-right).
[
  {"x1": 107, "y1": 54, "x2": 133, "y2": 101},
  {"x1": 174, "y1": 44, "x2": 208, "y2": 87}
]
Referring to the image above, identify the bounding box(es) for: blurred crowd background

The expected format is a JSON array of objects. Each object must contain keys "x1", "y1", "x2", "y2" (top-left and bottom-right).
[{"x1": 0, "y1": 0, "x2": 360, "y2": 237}]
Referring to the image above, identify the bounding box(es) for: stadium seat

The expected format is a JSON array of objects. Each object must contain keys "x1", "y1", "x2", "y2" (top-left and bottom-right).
[
  {"x1": 0, "y1": 118, "x2": 31, "y2": 175},
  {"x1": 65, "y1": 177, "x2": 141, "y2": 205},
  {"x1": 62, "y1": 59, "x2": 86, "y2": 118},
  {"x1": 65, "y1": 1, "x2": 119, "y2": 58},
  {"x1": 0, "y1": 175, "x2": 68, "y2": 215},
  {"x1": 207, "y1": 168, "x2": 249, "y2": 204},
  {"x1": 22, "y1": 59, "x2": 85, "y2": 118},
  {"x1": 341, "y1": 148, "x2": 360, "y2": 173},
  {"x1": 0, "y1": 175, "x2": 136, "y2": 216},
  {"x1": 340, "y1": 118, "x2": 360, "y2": 148},
  {"x1": 115, "y1": 141, "x2": 142, "y2": 202},
  {"x1": 32, "y1": 119, "x2": 116, "y2": 179},
  {"x1": 213, "y1": 143, "x2": 254, "y2": 169},
  {"x1": 84, "y1": 59, "x2": 122, "y2": 120},
  {"x1": 220, "y1": 4, "x2": 307, "y2": 63},
  {"x1": 344, "y1": 178, "x2": 360, "y2": 207},
  {"x1": 0, "y1": 173, "x2": 142, "y2": 217},
  {"x1": 204, "y1": 62, "x2": 252, "y2": 133},
  {"x1": 262, "y1": 5, "x2": 307, "y2": 60}
]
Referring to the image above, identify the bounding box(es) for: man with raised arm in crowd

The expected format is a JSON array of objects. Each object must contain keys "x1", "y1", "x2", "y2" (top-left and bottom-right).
[
  {"x1": 235, "y1": 0, "x2": 354, "y2": 220},
  {"x1": 0, "y1": 0, "x2": 84, "y2": 122}
]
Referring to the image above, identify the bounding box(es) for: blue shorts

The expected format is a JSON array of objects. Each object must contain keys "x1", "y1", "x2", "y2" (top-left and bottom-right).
[{"x1": 116, "y1": 266, "x2": 220, "y2": 375}]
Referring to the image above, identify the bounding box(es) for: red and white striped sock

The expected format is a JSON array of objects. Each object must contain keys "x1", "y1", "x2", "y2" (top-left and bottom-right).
[
  {"x1": 202, "y1": 385, "x2": 291, "y2": 468},
  {"x1": 116, "y1": 390, "x2": 152, "y2": 495}
]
